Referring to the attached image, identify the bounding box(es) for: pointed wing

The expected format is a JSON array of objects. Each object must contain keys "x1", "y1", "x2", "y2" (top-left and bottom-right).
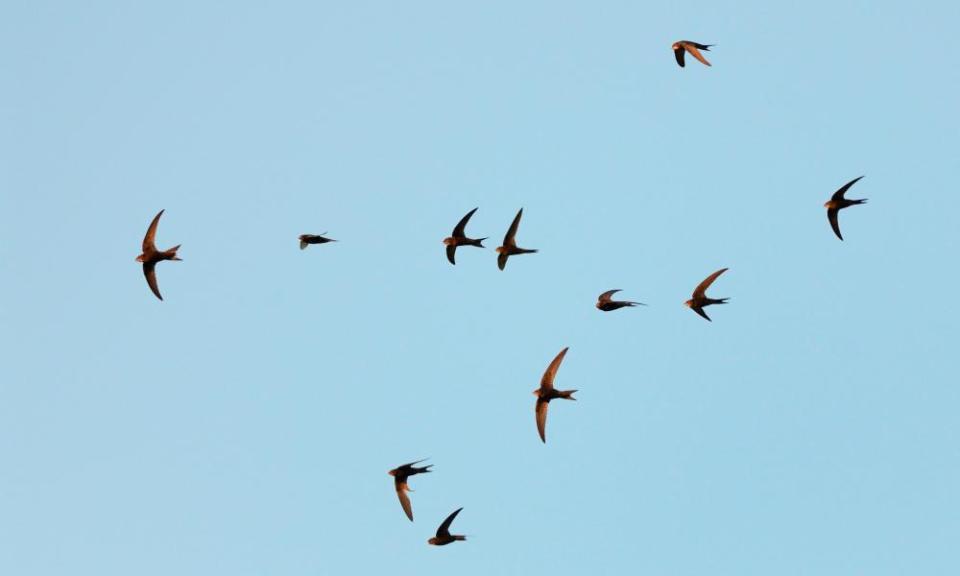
[
  {"x1": 541, "y1": 347, "x2": 569, "y2": 389},
  {"x1": 673, "y1": 45, "x2": 686, "y2": 67},
  {"x1": 831, "y1": 176, "x2": 864, "y2": 201},
  {"x1": 693, "y1": 268, "x2": 728, "y2": 299},
  {"x1": 142, "y1": 209, "x2": 164, "y2": 252},
  {"x1": 300, "y1": 239, "x2": 308, "y2": 249},
  {"x1": 446, "y1": 245, "x2": 457, "y2": 265},
  {"x1": 693, "y1": 306, "x2": 712, "y2": 322},
  {"x1": 143, "y1": 262, "x2": 163, "y2": 301},
  {"x1": 452, "y1": 207, "x2": 478, "y2": 238},
  {"x1": 685, "y1": 44, "x2": 712, "y2": 66},
  {"x1": 536, "y1": 398, "x2": 549, "y2": 443},
  {"x1": 502, "y1": 208, "x2": 523, "y2": 247},
  {"x1": 497, "y1": 252, "x2": 509, "y2": 270},
  {"x1": 395, "y1": 479, "x2": 414, "y2": 521},
  {"x1": 436, "y1": 507, "x2": 463, "y2": 537},
  {"x1": 598, "y1": 289, "x2": 621, "y2": 303},
  {"x1": 827, "y1": 208, "x2": 844, "y2": 240}
]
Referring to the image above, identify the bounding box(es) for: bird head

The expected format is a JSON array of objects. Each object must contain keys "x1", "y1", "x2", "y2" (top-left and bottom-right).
[
  {"x1": 823, "y1": 200, "x2": 833, "y2": 209},
  {"x1": 495, "y1": 246, "x2": 506, "y2": 254},
  {"x1": 684, "y1": 299, "x2": 693, "y2": 308},
  {"x1": 442, "y1": 237, "x2": 454, "y2": 246},
  {"x1": 387, "y1": 469, "x2": 397, "y2": 477},
  {"x1": 135, "y1": 254, "x2": 145, "y2": 263}
]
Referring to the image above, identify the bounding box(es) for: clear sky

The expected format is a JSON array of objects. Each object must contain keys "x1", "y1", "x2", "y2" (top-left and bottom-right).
[{"x1": 2, "y1": 1, "x2": 959, "y2": 575}]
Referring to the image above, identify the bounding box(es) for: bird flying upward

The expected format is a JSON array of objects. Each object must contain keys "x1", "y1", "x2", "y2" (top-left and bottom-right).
[
  {"x1": 672, "y1": 41, "x2": 714, "y2": 67},
  {"x1": 388, "y1": 459, "x2": 432, "y2": 521},
  {"x1": 824, "y1": 176, "x2": 867, "y2": 241},
  {"x1": 135, "y1": 209, "x2": 182, "y2": 301},
  {"x1": 534, "y1": 347, "x2": 577, "y2": 443},
  {"x1": 428, "y1": 507, "x2": 467, "y2": 546},
  {"x1": 496, "y1": 208, "x2": 538, "y2": 270},
  {"x1": 443, "y1": 208, "x2": 487, "y2": 265},
  {"x1": 596, "y1": 289, "x2": 646, "y2": 312},
  {"x1": 685, "y1": 268, "x2": 729, "y2": 322}
]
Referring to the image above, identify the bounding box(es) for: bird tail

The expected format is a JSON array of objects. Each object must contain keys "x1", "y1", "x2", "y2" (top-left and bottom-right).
[
  {"x1": 696, "y1": 43, "x2": 714, "y2": 50},
  {"x1": 715, "y1": 298, "x2": 730, "y2": 305},
  {"x1": 454, "y1": 535, "x2": 467, "y2": 541},
  {"x1": 561, "y1": 390, "x2": 577, "y2": 400},
  {"x1": 519, "y1": 248, "x2": 538, "y2": 255},
  {"x1": 167, "y1": 245, "x2": 182, "y2": 260},
  {"x1": 472, "y1": 238, "x2": 487, "y2": 248},
  {"x1": 853, "y1": 199, "x2": 868, "y2": 205}
]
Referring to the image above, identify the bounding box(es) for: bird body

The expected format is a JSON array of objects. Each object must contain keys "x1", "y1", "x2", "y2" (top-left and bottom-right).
[
  {"x1": 388, "y1": 459, "x2": 432, "y2": 521},
  {"x1": 824, "y1": 176, "x2": 867, "y2": 240},
  {"x1": 672, "y1": 40, "x2": 714, "y2": 67},
  {"x1": 136, "y1": 209, "x2": 181, "y2": 301},
  {"x1": 299, "y1": 233, "x2": 336, "y2": 249},
  {"x1": 596, "y1": 289, "x2": 645, "y2": 312},
  {"x1": 496, "y1": 208, "x2": 538, "y2": 270},
  {"x1": 534, "y1": 347, "x2": 577, "y2": 443},
  {"x1": 428, "y1": 507, "x2": 467, "y2": 546},
  {"x1": 685, "y1": 268, "x2": 729, "y2": 321},
  {"x1": 443, "y1": 207, "x2": 487, "y2": 265}
]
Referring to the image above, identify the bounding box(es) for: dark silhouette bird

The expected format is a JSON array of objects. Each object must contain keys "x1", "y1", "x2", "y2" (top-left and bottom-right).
[
  {"x1": 672, "y1": 41, "x2": 713, "y2": 67},
  {"x1": 534, "y1": 347, "x2": 577, "y2": 443},
  {"x1": 443, "y1": 208, "x2": 486, "y2": 265},
  {"x1": 496, "y1": 208, "x2": 537, "y2": 270},
  {"x1": 388, "y1": 459, "x2": 432, "y2": 522},
  {"x1": 596, "y1": 289, "x2": 646, "y2": 312},
  {"x1": 824, "y1": 176, "x2": 867, "y2": 241},
  {"x1": 136, "y1": 209, "x2": 181, "y2": 301},
  {"x1": 428, "y1": 507, "x2": 467, "y2": 546},
  {"x1": 299, "y1": 233, "x2": 336, "y2": 249},
  {"x1": 685, "y1": 268, "x2": 729, "y2": 322}
]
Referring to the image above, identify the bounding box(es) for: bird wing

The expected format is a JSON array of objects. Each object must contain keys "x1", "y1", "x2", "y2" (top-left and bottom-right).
[
  {"x1": 536, "y1": 398, "x2": 549, "y2": 443},
  {"x1": 436, "y1": 507, "x2": 463, "y2": 537},
  {"x1": 673, "y1": 45, "x2": 686, "y2": 67},
  {"x1": 497, "y1": 252, "x2": 509, "y2": 271},
  {"x1": 143, "y1": 262, "x2": 163, "y2": 301},
  {"x1": 446, "y1": 245, "x2": 457, "y2": 265},
  {"x1": 452, "y1": 207, "x2": 478, "y2": 238},
  {"x1": 685, "y1": 44, "x2": 712, "y2": 66},
  {"x1": 693, "y1": 306, "x2": 712, "y2": 322},
  {"x1": 142, "y1": 209, "x2": 164, "y2": 252},
  {"x1": 831, "y1": 176, "x2": 864, "y2": 201},
  {"x1": 693, "y1": 268, "x2": 728, "y2": 299},
  {"x1": 299, "y1": 239, "x2": 308, "y2": 250},
  {"x1": 827, "y1": 208, "x2": 844, "y2": 240},
  {"x1": 502, "y1": 208, "x2": 523, "y2": 247},
  {"x1": 598, "y1": 289, "x2": 621, "y2": 303},
  {"x1": 541, "y1": 347, "x2": 569, "y2": 389},
  {"x1": 395, "y1": 479, "x2": 414, "y2": 521}
]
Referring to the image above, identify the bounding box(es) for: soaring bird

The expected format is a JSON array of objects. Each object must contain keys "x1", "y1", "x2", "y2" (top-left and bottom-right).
[
  {"x1": 596, "y1": 289, "x2": 645, "y2": 312},
  {"x1": 672, "y1": 41, "x2": 714, "y2": 67},
  {"x1": 428, "y1": 507, "x2": 467, "y2": 546},
  {"x1": 136, "y1": 209, "x2": 181, "y2": 301},
  {"x1": 388, "y1": 459, "x2": 432, "y2": 521},
  {"x1": 299, "y1": 233, "x2": 336, "y2": 249},
  {"x1": 534, "y1": 347, "x2": 577, "y2": 443},
  {"x1": 443, "y1": 207, "x2": 487, "y2": 265},
  {"x1": 496, "y1": 208, "x2": 538, "y2": 270},
  {"x1": 824, "y1": 176, "x2": 867, "y2": 241},
  {"x1": 685, "y1": 268, "x2": 729, "y2": 322}
]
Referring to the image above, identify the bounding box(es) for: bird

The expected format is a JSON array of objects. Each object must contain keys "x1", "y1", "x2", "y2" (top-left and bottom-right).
[
  {"x1": 299, "y1": 233, "x2": 336, "y2": 249},
  {"x1": 428, "y1": 507, "x2": 467, "y2": 546},
  {"x1": 824, "y1": 176, "x2": 867, "y2": 241},
  {"x1": 596, "y1": 289, "x2": 646, "y2": 312},
  {"x1": 672, "y1": 41, "x2": 714, "y2": 67},
  {"x1": 534, "y1": 347, "x2": 577, "y2": 443},
  {"x1": 443, "y1": 207, "x2": 487, "y2": 265},
  {"x1": 388, "y1": 459, "x2": 432, "y2": 522},
  {"x1": 135, "y1": 209, "x2": 181, "y2": 301},
  {"x1": 685, "y1": 268, "x2": 729, "y2": 322},
  {"x1": 496, "y1": 208, "x2": 538, "y2": 270}
]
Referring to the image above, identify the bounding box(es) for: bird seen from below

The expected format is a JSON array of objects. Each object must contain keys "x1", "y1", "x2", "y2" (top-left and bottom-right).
[
  {"x1": 428, "y1": 507, "x2": 467, "y2": 546},
  {"x1": 824, "y1": 176, "x2": 867, "y2": 241},
  {"x1": 299, "y1": 233, "x2": 336, "y2": 249},
  {"x1": 672, "y1": 40, "x2": 714, "y2": 67},
  {"x1": 534, "y1": 347, "x2": 577, "y2": 444},
  {"x1": 443, "y1": 207, "x2": 487, "y2": 265},
  {"x1": 496, "y1": 208, "x2": 538, "y2": 270},
  {"x1": 136, "y1": 209, "x2": 181, "y2": 301},
  {"x1": 388, "y1": 459, "x2": 432, "y2": 522},
  {"x1": 685, "y1": 268, "x2": 730, "y2": 322},
  {"x1": 596, "y1": 289, "x2": 646, "y2": 312}
]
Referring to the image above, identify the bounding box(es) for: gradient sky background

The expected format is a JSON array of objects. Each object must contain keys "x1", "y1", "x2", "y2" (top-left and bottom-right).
[{"x1": 2, "y1": 1, "x2": 959, "y2": 575}]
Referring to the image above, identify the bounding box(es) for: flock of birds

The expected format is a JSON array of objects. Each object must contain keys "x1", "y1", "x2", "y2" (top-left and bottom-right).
[{"x1": 134, "y1": 41, "x2": 870, "y2": 546}]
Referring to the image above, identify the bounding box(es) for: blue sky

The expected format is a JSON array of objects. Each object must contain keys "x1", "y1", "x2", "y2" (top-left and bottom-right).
[{"x1": 2, "y1": 1, "x2": 959, "y2": 574}]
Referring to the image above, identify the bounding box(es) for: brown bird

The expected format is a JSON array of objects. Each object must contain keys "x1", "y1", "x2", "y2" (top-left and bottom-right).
[
  {"x1": 496, "y1": 208, "x2": 538, "y2": 270},
  {"x1": 672, "y1": 40, "x2": 714, "y2": 67},
  {"x1": 388, "y1": 459, "x2": 432, "y2": 522},
  {"x1": 534, "y1": 347, "x2": 577, "y2": 443},
  {"x1": 824, "y1": 176, "x2": 867, "y2": 241},
  {"x1": 596, "y1": 289, "x2": 646, "y2": 312},
  {"x1": 135, "y1": 209, "x2": 181, "y2": 301},
  {"x1": 428, "y1": 507, "x2": 467, "y2": 546},
  {"x1": 443, "y1": 207, "x2": 486, "y2": 265},
  {"x1": 685, "y1": 268, "x2": 729, "y2": 322},
  {"x1": 299, "y1": 233, "x2": 336, "y2": 249}
]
